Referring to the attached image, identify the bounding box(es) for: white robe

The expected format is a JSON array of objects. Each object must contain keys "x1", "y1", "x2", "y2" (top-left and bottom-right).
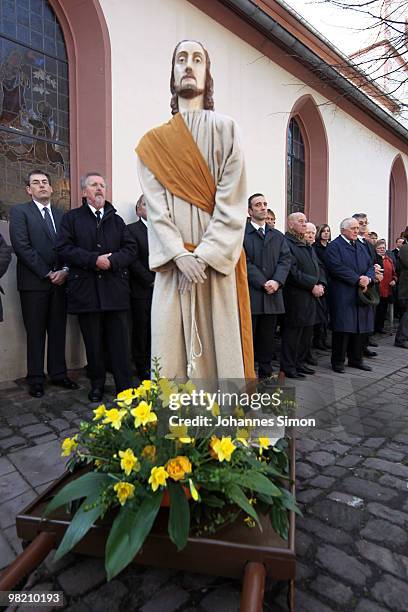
[{"x1": 137, "y1": 110, "x2": 247, "y2": 381}]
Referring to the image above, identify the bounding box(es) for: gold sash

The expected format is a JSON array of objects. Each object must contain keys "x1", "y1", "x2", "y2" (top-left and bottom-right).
[{"x1": 136, "y1": 113, "x2": 255, "y2": 379}]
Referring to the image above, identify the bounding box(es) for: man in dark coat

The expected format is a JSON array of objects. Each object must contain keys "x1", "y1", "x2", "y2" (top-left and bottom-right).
[
  {"x1": 280, "y1": 213, "x2": 325, "y2": 379},
  {"x1": 244, "y1": 193, "x2": 291, "y2": 378},
  {"x1": 56, "y1": 172, "x2": 138, "y2": 402},
  {"x1": 353, "y1": 212, "x2": 382, "y2": 357},
  {"x1": 9, "y1": 170, "x2": 78, "y2": 398},
  {"x1": 0, "y1": 231, "x2": 12, "y2": 322},
  {"x1": 325, "y1": 217, "x2": 375, "y2": 373},
  {"x1": 127, "y1": 194, "x2": 155, "y2": 381},
  {"x1": 394, "y1": 241, "x2": 408, "y2": 348}
]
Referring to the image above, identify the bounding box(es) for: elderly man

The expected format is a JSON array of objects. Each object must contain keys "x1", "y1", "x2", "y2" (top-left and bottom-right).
[
  {"x1": 127, "y1": 194, "x2": 155, "y2": 381},
  {"x1": 280, "y1": 213, "x2": 325, "y2": 379},
  {"x1": 244, "y1": 193, "x2": 291, "y2": 378},
  {"x1": 10, "y1": 170, "x2": 78, "y2": 397},
  {"x1": 325, "y1": 218, "x2": 375, "y2": 373},
  {"x1": 136, "y1": 40, "x2": 254, "y2": 380},
  {"x1": 56, "y1": 173, "x2": 137, "y2": 401}
]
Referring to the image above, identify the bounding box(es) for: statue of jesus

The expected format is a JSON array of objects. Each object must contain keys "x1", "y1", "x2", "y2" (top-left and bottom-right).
[{"x1": 136, "y1": 40, "x2": 254, "y2": 380}]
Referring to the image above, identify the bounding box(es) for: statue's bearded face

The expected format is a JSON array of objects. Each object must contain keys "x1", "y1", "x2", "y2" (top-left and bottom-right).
[{"x1": 173, "y1": 40, "x2": 206, "y2": 100}]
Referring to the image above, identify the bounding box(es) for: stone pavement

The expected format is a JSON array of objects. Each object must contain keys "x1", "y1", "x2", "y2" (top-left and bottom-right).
[{"x1": 0, "y1": 333, "x2": 407, "y2": 611}]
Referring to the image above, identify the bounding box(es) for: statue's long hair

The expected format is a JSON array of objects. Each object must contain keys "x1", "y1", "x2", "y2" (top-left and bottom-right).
[{"x1": 170, "y1": 40, "x2": 214, "y2": 115}]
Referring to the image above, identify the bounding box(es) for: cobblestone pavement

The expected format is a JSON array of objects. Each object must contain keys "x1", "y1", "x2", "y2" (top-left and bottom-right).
[{"x1": 0, "y1": 332, "x2": 407, "y2": 611}]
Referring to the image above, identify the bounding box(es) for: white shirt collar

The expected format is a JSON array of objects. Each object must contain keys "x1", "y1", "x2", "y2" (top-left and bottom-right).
[
  {"x1": 33, "y1": 199, "x2": 51, "y2": 211},
  {"x1": 357, "y1": 235, "x2": 365, "y2": 242},
  {"x1": 139, "y1": 217, "x2": 148, "y2": 227},
  {"x1": 341, "y1": 234, "x2": 351, "y2": 244},
  {"x1": 88, "y1": 204, "x2": 104, "y2": 218},
  {"x1": 251, "y1": 221, "x2": 266, "y2": 232}
]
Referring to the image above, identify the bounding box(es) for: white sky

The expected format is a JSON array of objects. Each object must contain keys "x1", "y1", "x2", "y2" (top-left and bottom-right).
[{"x1": 286, "y1": 0, "x2": 382, "y2": 55}]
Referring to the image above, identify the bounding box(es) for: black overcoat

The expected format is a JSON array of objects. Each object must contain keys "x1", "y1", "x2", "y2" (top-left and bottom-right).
[
  {"x1": 0, "y1": 233, "x2": 12, "y2": 322},
  {"x1": 282, "y1": 232, "x2": 324, "y2": 327},
  {"x1": 244, "y1": 224, "x2": 291, "y2": 315},
  {"x1": 56, "y1": 202, "x2": 137, "y2": 314},
  {"x1": 127, "y1": 220, "x2": 155, "y2": 300}
]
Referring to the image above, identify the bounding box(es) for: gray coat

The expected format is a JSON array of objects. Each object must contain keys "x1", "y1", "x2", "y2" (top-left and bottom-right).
[{"x1": 244, "y1": 224, "x2": 291, "y2": 315}]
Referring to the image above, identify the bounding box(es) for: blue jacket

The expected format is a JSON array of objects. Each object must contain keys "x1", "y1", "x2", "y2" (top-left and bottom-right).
[{"x1": 325, "y1": 235, "x2": 375, "y2": 333}]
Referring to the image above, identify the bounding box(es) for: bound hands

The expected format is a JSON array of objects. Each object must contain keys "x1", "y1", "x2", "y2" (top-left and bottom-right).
[
  {"x1": 312, "y1": 284, "x2": 325, "y2": 298},
  {"x1": 176, "y1": 254, "x2": 207, "y2": 294},
  {"x1": 48, "y1": 270, "x2": 68, "y2": 285},
  {"x1": 96, "y1": 253, "x2": 112, "y2": 270},
  {"x1": 264, "y1": 280, "x2": 280, "y2": 294}
]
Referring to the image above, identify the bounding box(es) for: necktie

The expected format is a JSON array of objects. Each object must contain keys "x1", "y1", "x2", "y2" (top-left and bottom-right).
[
  {"x1": 42, "y1": 207, "x2": 56, "y2": 239},
  {"x1": 95, "y1": 210, "x2": 101, "y2": 227},
  {"x1": 350, "y1": 240, "x2": 356, "y2": 248},
  {"x1": 258, "y1": 226, "x2": 265, "y2": 239}
]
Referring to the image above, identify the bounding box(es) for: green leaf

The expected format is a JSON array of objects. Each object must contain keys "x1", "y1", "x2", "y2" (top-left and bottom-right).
[
  {"x1": 54, "y1": 492, "x2": 103, "y2": 560},
  {"x1": 225, "y1": 484, "x2": 260, "y2": 527},
  {"x1": 168, "y1": 482, "x2": 190, "y2": 551},
  {"x1": 105, "y1": 492, "x2": 162, "y2": 580},
  {"x1": 44, "y1": 473, "x2": 110, "y2": 516},
  {"x1": 280, "y1": 489, "x2": 303, "y2": 516},
  {"x1": 239, "y1": 472, "x2": 282, "y2": 497}
]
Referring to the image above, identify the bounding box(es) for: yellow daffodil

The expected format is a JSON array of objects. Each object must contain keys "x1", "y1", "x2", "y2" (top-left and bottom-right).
[
  {"x1": 244, "y1": 516, "x2": 256, "y2": 528},
  {"x1": 158, "y1": 378, "x2": 178, "y2": 408},
  {"x1": 141, "y1": 379, "x2": 156, "y2": 392},
  {"x1": 61, "y1": 436, "x2": 78, "y2": 457},
  {"x1": 118, "y1": 448, "x2": 140, "y2": 476},
  {"x1": 189, "y1": 478, "x2": 199, "y2": 501},
  {"x1": 141, "y1": 445, "x2": 157, "y2": 462},
  {"x1": 94, "y1": 459, "x2": 102, "y2": 468},
  {"x1": 148, "y1": 466, "x2": 169, "y2": 492},
  {"x1": 210, "y1": 436, "x2": 236, "y2": 462},
  {"x1": 92, "y1": 404, "x2": 106, "y2": 420},
  {"x1": 103, "y1": 408, "x2": 127, "y2": 430},
  {"x1": 116, "y1": 388, "x2": 138, "y2": 407},
  {"x1": 165, "y1": 456, "x2": 192, "y2": 481},
  {"x1": 182, "y1": 380, "x2": 196, "y2": 395},
  {"x1": 233, "y1": 405, "x2": 245, "y2": 418},
  {"x1": 166, "y1": 424, "x2": 192, "y2": 443},
  {"x1": 130, "y1": 401, "x2": 157, "y2": 428},
  {"x1": 236, "y1": 428, "x2": 250, "y2": 446},
  {"x1": 113, "y1": 482, "x2": 135, "y2": 506},
  {"x1": 258, "y1": 437, "x2": 270, "y2": 455},
  {"x1": 211, "y1": 401, "x2": 220, "y2": 417}
]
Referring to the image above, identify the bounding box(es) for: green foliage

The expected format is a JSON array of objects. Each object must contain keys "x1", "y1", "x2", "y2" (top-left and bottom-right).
[{"x1": 168, "y1": 482, "x2": 190, "y2": 550}]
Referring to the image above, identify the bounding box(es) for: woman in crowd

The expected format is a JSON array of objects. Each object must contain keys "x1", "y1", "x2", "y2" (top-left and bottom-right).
[
  {"x1": 312, "y1": 224, "x2": 331, "y2": 350},
  {"x1": 374, "y1": 239, "x2": 397, "y2": 334}
]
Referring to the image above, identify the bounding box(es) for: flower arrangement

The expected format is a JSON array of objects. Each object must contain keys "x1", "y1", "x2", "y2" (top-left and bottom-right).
[{"x1": 45, "y1": 376, "x2": 300, "y2": 580}]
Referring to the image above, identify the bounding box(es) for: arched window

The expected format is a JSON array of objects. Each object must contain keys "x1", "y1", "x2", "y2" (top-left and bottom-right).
[
  {"x1": 286, "y1": 96, "x2": 328, "y2": 224},
  {"x1": 287, "y1": 117, "x2": 305, "y2": 215},
  {"x1": 388, "y1": 155, "x2": 408, "y2": 244},
  {"x1": 0, "y1": 0, "x2": 69, "y2": 219}
]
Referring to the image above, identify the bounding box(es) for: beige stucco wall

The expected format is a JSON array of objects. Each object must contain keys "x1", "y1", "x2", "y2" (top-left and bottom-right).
[
  {"x1": 1, "y1": 0, "x2": 407, "y2": 382},
  {"x1": 99, "y1": 0, "x2": 408, "y2": 236}
]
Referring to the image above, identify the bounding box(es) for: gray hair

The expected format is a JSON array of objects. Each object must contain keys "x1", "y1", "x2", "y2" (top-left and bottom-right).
[
  {"x1": 80, "y1": 172, "x2": 106, "y2": 190},
  {"x1": 340, "y1": 217, "x2": 357, "y2": 230},
  {"x1": 287, "y1": 212, "x2": 306, "y2": 225}
]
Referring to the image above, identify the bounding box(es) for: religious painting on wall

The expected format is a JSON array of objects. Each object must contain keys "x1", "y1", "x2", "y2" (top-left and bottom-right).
[{"x1": 0, "y1": 0, "x2": 70, "y2": 220}]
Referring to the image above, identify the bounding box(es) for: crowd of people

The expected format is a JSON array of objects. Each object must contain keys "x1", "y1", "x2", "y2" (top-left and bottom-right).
[
  {"x1": 245, "y1": 195, "x2": 408, "y2": 379},
  {"x1": 0, "y1": 169, "x2": 407, "y2": 400}
]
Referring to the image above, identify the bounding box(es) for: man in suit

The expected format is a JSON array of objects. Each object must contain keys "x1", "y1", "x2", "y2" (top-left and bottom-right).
[
  {"x1": 280, "y1": 213, "x2": 325, "y2": 379},
  {"x1": 56, "y1": 172, "x2": 137, "y2": 402},
  {"x1": 127, "y1": 194, "x2": 155, "y2": 381},
  {"x1": 0, "y1": 231, "x2": 12, "y2": 323},
  {"x1": 9, "y1": 170, "x2": 78, "y2": 397},
  {"x1": 352, "y1": 213, "x2": 382, "y2": 356},
  {"x1": 325, "y1": 218, "x2": 376, "y2": 373},
  {"x1": 390, "y1": 237, "x2": 405, "y2": 267},
  {"x1": 244, "y1": 193, "x2": 291, "y2": 378}
]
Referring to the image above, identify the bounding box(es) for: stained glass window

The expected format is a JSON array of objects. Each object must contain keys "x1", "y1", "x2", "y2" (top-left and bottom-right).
[
  {"x1": 287, "y1": 117, "x2": 305, "y2": 215},
  {"x1": 0, "y1": 0, "x2": 70, "y2": 219}
]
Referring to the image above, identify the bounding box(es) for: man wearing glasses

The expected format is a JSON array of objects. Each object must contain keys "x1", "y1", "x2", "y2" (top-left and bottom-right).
[{"x1": 10, "y1": 170, "x2": 78, "y2": 398}]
